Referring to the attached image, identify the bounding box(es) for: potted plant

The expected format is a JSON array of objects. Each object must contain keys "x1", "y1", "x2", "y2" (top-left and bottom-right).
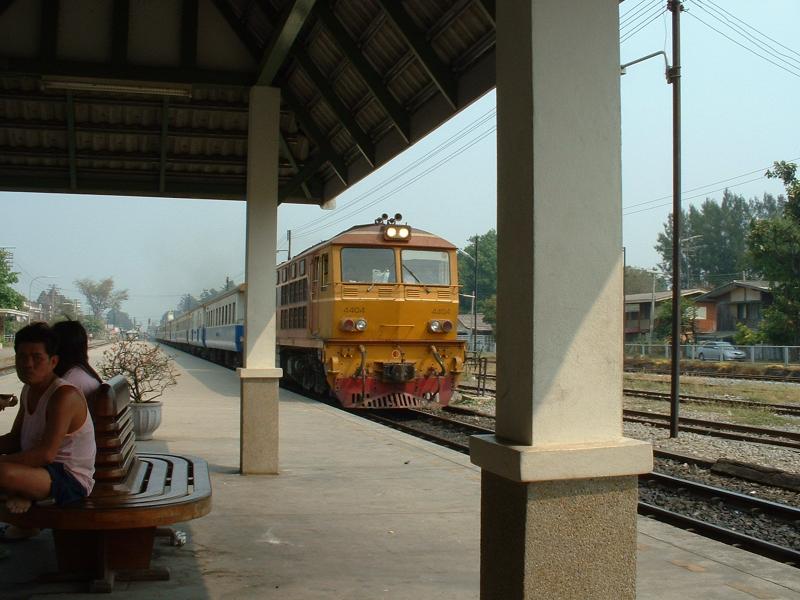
[{"x1": 97, "y1": 340, "x2": 179, "y2": 440}]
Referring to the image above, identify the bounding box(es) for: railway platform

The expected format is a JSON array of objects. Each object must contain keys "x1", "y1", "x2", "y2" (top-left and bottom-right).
[{"x1": 0, "y1": 349, "x2": 798, "y2": 599}]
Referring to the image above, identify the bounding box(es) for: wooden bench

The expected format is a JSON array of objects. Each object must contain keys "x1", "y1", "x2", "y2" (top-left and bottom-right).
[{"x1": 1, "y1": 375, "x2": 212, "y2": 592}]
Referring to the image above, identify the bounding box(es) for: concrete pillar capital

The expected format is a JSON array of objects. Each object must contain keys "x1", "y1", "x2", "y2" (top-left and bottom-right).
[
  {"x1": 237, "y1": 368, "x2": 283, "y2": 379},
  {"x1": 470, "y1": 435, "x2": 652, "y2": 483}
]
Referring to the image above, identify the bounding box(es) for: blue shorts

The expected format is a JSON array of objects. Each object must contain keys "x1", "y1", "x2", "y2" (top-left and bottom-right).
[{"x1": 44, "y1": 463, "x2": 88, "y2": 506}]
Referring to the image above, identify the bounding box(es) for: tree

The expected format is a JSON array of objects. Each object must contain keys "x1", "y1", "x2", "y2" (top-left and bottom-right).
[
  {"x1": 178, "y1": 294, "x2": 199, "y2": 313},
  {"x1": 481, "y1": 295, "x2": 496, "y2": 329},
  {"x1": 75, "y1": 277, "x2": 129, "y2": 320},
  {"x1": 747, "y1": 161, "x2": 800, "y2": 344},
  {"x1": 458, "y1": 229, "x2": 497, "y2": 314},
  {"x1": 107, "y1": 308, "x2": 134, "y2": 330},
  {"x1": 0, "y1": 249, "x2": 23, "y2": 309},
  {"x1": 199, "y1": 288, "x2": 218, "y2": 302},
  {"x1": 653, "y1": 297, "x2": 697, "y2": 342},
  {"x1": 624, "y1": 266, "x2": 666, "y2": 295},
  {"x1": 655, "y1": 190, "x2": 785, "y2": 288}
]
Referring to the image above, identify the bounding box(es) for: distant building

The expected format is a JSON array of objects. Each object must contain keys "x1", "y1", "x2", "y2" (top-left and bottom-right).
[
  {"x1": 457, "y1": 313, "x2": 495, "y2": 352},
  {"x1": 624, "y1": 288, "x2": 710, "y2": 342},
  {"x1": 694, "y1": 280, "x2": 772, "y2": 338}
]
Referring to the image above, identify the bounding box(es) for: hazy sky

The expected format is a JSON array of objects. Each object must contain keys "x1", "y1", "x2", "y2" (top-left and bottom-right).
[{"x1": 2, "y1": 0, "x2": 798, "y2": 324}]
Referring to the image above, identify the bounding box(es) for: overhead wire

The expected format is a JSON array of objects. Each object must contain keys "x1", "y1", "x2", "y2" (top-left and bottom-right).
[
  {"x1": 686, "y1": 7, "x2": 800, "y2": 79},
  {"x1": 623, "y1": 176, "x2": 767, "y2": 216},
  {"x1": 290, "y1": 124, "x2": 496, "y2": 244},
  {"x1": 621, "y1": 7, "x2": 667, "y2": 44},
  {"x1": 620, "y1": 0, "x2": 662, "y2": 33},
  {"x1": 288, "y1": 107, "x2": 496, "y2": 236}
]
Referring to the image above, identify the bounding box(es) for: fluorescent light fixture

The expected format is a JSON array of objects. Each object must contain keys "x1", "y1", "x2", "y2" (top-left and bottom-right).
[{"x1": 41, "y1": 77, "x2": 192, "y2": 98}]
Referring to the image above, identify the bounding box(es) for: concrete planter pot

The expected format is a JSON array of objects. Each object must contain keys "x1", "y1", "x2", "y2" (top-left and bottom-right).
[{"x1": 130, "y1": 401, "x2": 163, "y2": 441}]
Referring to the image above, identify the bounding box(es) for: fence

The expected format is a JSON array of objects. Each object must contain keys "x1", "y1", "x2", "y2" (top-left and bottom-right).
[{"x1": 624, "y1": 343, "x2": 800, "y2": 365}]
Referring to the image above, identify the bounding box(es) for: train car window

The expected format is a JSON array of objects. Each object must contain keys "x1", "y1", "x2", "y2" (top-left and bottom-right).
[
  {"x1": 400, "y1": 250, "x2": 451, "y2": 285},
  {"x1": 341, "y1": 247, "x2": 397, "y2": 283},
  {"x1": 321, "y1": 255, "x2": 329, "y2": 288},
  {"x1": 299, "y1": 259, "x2": 306, "y2": 276}
]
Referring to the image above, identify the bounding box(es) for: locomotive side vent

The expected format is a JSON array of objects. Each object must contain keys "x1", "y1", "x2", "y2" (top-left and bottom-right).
[
  {"x1": 342, "y1": 287, "x2": 359, "y2": 298},
  {"x1": 406, "y1": 289, "x2": 421, "y2": 298},
  {"x1": 437, "y1": 289, "x2": 451, "y2": 300},
  {"x1": 378, "y1": 286, "x2": 394, "y2": 298}
]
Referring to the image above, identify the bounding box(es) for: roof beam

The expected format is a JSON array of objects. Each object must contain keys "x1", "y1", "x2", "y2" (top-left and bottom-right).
[
  {"x1": 181, "y1": 0, "x2": 198, "y2": 69},
  {"x1": 282, "y1": 87, "x2": 347, "y2": 185},
  {"x1": 66, "y1": 93, "x2": 77, "y2": 189},
  {"x1": 256, "y1": 0, "x2": 317, "y2": 85},
  {"x1": 0, "y1": 57, "x2": 254, "y2": 85},
  {"x1": 40, "y1": 0, "x2": 59, "y2": 64},
  {"x1": 295, "y1": 49, "x2": 375, "y2": 167},
  {"x1": 159, "y1": 97, "x2": 169, "y2": 193},
  {"x1": 376, "y1": 0, "x2": 458, "y2": 109},
  {"x1": 112, "y1": 0, "x2": 129, "y2": 68},
  {"x1": 317, "y1": 3, "x2": 409, "y2": 143},
  {"x1": 0, "y1": 1, "x2": 16, "y2": 18},
  {"x1": 479, "y1": 0, "x2": 495, "y2": 23},
  {"x1": 279, "y1": 133, "x2": 311, "y2": 200},
  {"x1": 279, "y1": 153, "x2": 324, "y2": 202},
  {"x1": 211, "y1": 0, "x2": 262, "y2": 59}
]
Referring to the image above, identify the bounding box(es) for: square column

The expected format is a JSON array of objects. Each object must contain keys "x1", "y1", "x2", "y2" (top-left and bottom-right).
[
  {"x1": 239, "y1": 86, "x2": 283, "y2": 475},
  {"x1": 470, "y1": 1, "x2": 652, "y2": 598}
]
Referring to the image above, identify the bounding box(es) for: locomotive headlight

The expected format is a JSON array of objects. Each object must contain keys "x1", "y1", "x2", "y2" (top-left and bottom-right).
[
  {"x1": 340, "y1": 318, "x2": 355, "y2": 332},
  {"x1": 441, "y1": 320, "x2": 453, "y2": 332},
  {"x1": 428, "y1": 320, "x2": 442, "y2": 333},
  {"x1": 354, "y1": 318, "x2": 368, "y2": 331},
  {"x1": 397, "y1": 226, "x2": 410, "y2": 239},
  {"x1": 386, "y1": 226, "x2": 398, "y2": 238}
]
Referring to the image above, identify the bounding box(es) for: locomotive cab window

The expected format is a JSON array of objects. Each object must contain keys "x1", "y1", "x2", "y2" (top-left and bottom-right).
[
  {"x1": 341, "y1": 247, "x2": 397, "y2": 284},
  {"x1": 400, "y1": 250, "x2": 451, "y2": 285}
]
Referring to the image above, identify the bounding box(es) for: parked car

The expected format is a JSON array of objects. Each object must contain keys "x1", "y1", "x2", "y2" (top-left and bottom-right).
[{"x1": 697, "y1": 341, "x2": 746, "y2": 361}]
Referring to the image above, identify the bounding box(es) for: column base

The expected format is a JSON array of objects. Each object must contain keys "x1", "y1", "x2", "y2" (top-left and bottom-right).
[
  {"x1": 238, "y1": 368, "x2": 282, "y2": 474},
  {"x1": 481, "y1": 472, "x2": 639, "y2": 599}
]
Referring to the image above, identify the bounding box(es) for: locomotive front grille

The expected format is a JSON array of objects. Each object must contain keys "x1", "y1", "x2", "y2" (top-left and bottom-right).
[{"x1": 358, "y1": 393, "x2": 423, "y2": 408}]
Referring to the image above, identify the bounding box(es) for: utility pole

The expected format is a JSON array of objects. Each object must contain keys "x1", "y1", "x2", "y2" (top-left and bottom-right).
[
  {"x1": 668, "y1": 0, "x2": 683, "y2": 438},
  {"x1": 649, "y1": 271, "x2": 658, "y2": 343},
  {"x1": 287, "y1": 230, "x2": 292, "y2": 260},
  {"x1": 473, "y1": 235, "x2": 478, "y2": 353}
]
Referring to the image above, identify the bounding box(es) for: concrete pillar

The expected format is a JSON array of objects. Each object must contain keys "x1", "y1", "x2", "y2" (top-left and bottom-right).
[
  {"x1": 238, "y1": 86, "x2": 283, "y2": 475},
  {"x1": 469, "y1": 2, "x2": 652, "y2": 598}
]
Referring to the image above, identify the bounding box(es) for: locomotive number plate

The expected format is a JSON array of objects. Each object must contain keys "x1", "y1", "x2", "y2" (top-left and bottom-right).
[
  {"x1": 431, "y1": 307, "x2": 449, "y2": 315},
  {"x1": 344, "y1": 306, "x2": 366, "y2": 313}
]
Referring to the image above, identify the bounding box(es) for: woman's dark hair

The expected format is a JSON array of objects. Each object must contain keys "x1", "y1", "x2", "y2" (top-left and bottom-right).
[
  {"x1": 52, "y1": 320, "x2": 102, "y2": 382},
  {"x1": 14, "y1": 322, "x2": 58, "y2": 357}
]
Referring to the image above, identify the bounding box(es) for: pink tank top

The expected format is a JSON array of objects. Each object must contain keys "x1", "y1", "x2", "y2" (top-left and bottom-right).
[{"x1": 20, "y1": 377, "x2": 96, "y2": 495}]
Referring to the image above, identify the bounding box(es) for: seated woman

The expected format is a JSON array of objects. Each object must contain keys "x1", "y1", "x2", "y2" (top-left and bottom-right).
[
  {"x1": 52, "y1": 321, "x2": 103, "y2": 400},
  {"x1": 0, "y1": 321, "x2": 101, "y2": 542}
]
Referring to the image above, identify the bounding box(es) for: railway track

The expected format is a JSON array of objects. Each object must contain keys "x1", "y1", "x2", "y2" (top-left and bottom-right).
[
  {"x1": 368, "y1": 407, "x2": 800, "y2": 566},
  {"x1": 623, "y1": 409, "x2": 800, "y2": 450},
  {"x1": 624, "y1": 387, "x2": 800, "y2": 417},
  {"x1": 625, "y1": 367, "x2": 800, "y2": 383}
]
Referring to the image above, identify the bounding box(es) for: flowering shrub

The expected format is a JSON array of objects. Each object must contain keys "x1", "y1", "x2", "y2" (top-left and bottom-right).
[{"x1": 97, "y1": 341, "x2": 179, "y2": 403}]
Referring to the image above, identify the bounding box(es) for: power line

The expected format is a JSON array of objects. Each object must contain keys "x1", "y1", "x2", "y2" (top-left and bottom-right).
[
  {"x1": 620, "y1": 0, "x2": 659, "y2": 27},
  {"x1": 686, "y1": 10, "x2": 800, "y2": 79},
  {"x1": 288, "y1": 108, "x2": 496, "y2": 236},
  {"x1": 621, "y1": 7, "x2": 667, "y2": 44},
  {"x1": 291, "y1": 125, "x2": 496, "y2": 244},
  {"x1": 620, "y1": 0, "x2": 662, "y2": 35},
  {"x1": 623, "y1": 176, "x2": 766, "y2": 216},
  {"x1": 700, "y1": 0, "x2": 800, "y2": 62},
  {"x1": 692, "y1": 0, "x2": 800, "y2": 71}
]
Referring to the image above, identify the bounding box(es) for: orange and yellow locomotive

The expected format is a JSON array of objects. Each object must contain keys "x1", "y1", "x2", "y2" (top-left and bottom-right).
[{"x1": 277, "y1": 214, "x2": 466, "y2": 408}]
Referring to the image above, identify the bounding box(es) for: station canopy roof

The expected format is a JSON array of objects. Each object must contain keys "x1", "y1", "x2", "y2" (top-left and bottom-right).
[{"x1": 0, "y1": 0, "x2": 496, "y2": 204}]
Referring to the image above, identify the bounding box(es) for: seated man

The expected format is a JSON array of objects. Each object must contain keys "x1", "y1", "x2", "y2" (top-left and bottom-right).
[{"x1": 0, "y1": 323, "x2": 96, "y2": 516}]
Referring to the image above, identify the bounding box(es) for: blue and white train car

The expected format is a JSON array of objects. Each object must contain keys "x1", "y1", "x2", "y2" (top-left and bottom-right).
[{"x1": 156, "y1": 285, "x2": 246, "y2": 368}]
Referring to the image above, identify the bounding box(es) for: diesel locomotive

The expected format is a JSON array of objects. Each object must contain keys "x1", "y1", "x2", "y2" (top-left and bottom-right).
[{"x1": 157, "y1": 214, "x2": 466, "y2": 409}]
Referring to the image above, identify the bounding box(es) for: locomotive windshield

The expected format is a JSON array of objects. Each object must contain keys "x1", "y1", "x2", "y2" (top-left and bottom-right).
[
  {"x1": 400, "y1": 250, "x2": 450, "y2": 285},
  {"x1": 341, "y1": 247, "x2": 397, "y2": 283}
]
